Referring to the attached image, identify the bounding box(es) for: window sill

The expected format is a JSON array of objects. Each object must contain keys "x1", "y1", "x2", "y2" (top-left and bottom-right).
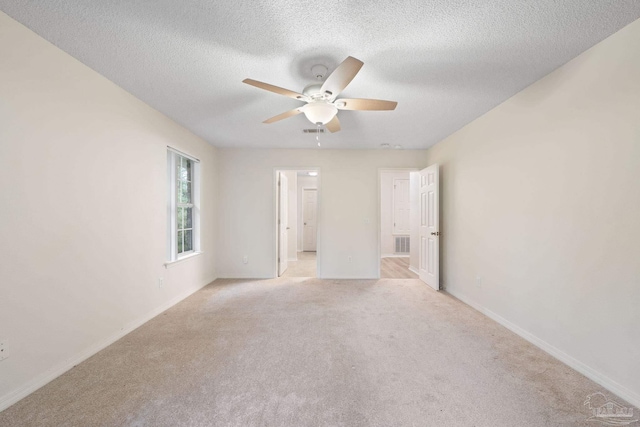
[{"x1": 164, "y1": 251, "x2": 203, "y2": 269}]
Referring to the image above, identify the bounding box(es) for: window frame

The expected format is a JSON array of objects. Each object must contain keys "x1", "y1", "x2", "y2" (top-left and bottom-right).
[{"x1": 167, "y1": 148, "x2": 201, "y2": 262}]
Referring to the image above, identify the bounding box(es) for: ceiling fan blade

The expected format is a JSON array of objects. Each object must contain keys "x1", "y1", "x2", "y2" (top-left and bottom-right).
[
  {"x1": 243, "y1": 78, "x2": 307, "y2": 101},
  {"x1": 335, "y1": 98, "x2": 398, "y2": 111},
  {"x1": 325, "y1": 116, "x2": 341, "y2": 133},
  {"x1": 320, "y1": 56, "x2": 364, "y2": 99},
  {"x1": 263, "y1": 107, "x2": 304, "y2": 124}
]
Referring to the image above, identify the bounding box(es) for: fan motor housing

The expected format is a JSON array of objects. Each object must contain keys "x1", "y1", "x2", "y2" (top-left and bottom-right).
[{"x1": 303, "y1": 83, "x2": 331, "y2": 100}]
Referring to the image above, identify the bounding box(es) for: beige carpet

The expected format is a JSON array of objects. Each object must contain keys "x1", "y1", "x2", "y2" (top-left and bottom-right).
[{"x1": 0, "y1": 278, "x2": 630, "y2": 426}]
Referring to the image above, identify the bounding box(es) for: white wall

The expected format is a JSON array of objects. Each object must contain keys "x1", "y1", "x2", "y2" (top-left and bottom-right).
[
  {"x1": 297, "y1": 175, "x2": 317, "y2": 252},
  {"x1": 0, "y1": 12, "x2": 218, "y2": 410},
  {"x1": 380, "y1": 171, "x2": 410, "y2": 257},
  {"x1": 426, "y1": 18, "x2": 640, "y2": 406},
  {"x1": 217, "y1": 149, "x2": 427, "y2": 279}
]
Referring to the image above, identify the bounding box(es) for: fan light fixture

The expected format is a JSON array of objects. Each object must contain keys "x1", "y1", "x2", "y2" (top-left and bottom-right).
[{"x1": 303, "y1": 102, "x2": 338, "y2": 125}]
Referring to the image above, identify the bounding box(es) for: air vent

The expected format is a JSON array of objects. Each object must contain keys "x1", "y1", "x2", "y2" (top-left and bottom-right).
[
  {"x1": 395, "y1": 236, "x2": 410, "y2": 254},
  {"x1": 303, "y1": 128, "x2": 326, "y2": 134}
]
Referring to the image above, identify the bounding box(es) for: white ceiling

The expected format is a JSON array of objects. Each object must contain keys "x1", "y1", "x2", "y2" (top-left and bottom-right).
[{"x1": 2, "y1": 1, "x2": 640, "y2": 150}]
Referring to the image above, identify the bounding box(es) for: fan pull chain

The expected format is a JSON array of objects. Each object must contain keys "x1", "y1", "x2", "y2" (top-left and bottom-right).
[{"x1": 316, "y1": 123, "x2": 321, "y2": 147}]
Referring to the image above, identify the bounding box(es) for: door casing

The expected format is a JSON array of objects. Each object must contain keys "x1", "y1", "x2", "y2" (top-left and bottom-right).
[
  {"x1": 377, "y1": 168, "x2": 420, "y2": 279},
  {"x1": 273, "y1": 168, "x2": 321, "y2": 278}
]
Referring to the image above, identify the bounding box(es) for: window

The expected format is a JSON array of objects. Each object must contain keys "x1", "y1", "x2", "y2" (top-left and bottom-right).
[{"x1": 167, "y1": 148, "x2": 200, "y2": 262}]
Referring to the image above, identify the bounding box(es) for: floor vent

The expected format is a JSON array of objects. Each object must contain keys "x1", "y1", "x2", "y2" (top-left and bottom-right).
[
  {"x1": 395, "y1": 236, "x2": 410, "y2": 254},
  {"x1": 303, "y1": 128, "x2": 325, "y2": 133}
]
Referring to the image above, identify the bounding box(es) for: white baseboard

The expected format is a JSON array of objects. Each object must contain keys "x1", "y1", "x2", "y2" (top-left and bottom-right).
[
  {"x1": 409, "y1": 266, "x2": 419, "y2": 275},
  {"x1": 287, "y1": 257, "x2": 298, "y2": 262},
  {"x1": 445, "y1": 286, "x2": 640, "y2": 409},
  {"x1": 381, "y1": 254, "x2": 410, "y2": 258},
  {"x1": 0, "y1": 276, "x2": 216, "y2": 413}
]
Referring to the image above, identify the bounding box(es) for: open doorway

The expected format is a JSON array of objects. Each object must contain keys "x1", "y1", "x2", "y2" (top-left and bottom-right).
[
  {"x1": 379, "y1": 169, "x2": 419, "y2": 279},
  {"x1": 275, "y1": 169, "x2": 319, "y2": 278}
]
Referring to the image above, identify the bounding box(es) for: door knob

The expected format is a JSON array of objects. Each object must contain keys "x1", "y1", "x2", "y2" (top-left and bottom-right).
[
  {"x1": 286, "y1": 227, "x2": 290, "y2": 230},
  {"x1": 304, "y1": 223, "x2": 307, "y2": 225},
  {"x1": 430, "y1": 232, "x2": 440, "y2": 236}
]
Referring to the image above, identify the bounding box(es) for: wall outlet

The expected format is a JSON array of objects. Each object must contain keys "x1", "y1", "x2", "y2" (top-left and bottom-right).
[
  {"x1": 0, "y1": 340, "x2": 8, "y2": 361},
  {"x1": 243, "y1": 255, "x2": 248, "y2": 264},
  {"x1": 158, "y1": 278, "x2": 164, "y2": 289},
  {"x1": 476, "y1": 275, "x2": 482, "y2": 287}
]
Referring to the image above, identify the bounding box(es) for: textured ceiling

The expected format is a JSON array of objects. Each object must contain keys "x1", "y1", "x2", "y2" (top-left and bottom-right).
[{"x1": 2, "y1": 1, "x2": 640, "y2": 150}]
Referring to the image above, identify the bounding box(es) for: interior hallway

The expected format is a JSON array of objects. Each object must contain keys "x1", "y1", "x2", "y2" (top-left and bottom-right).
[
  {"x1": 380, "y1": 257, "x2": 418, "y2": 279},
  {"x1": 281, "y1": 251, "x2": 316, "y2": 278},
  {"x1": 0, "y1": 277, "x2": 622, "y2": 426},
  {"x1": 281, "y1": 253, "x2": 418, "y2": 279}
]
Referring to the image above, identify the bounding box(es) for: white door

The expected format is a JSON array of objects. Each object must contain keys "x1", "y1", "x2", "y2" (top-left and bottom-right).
[
  {"x1": 278, "y1": 173, "x2": 288, "y2": 276},
  {"x1": 393, "y1": 178, "x2": 410, "y2": 234},
  {"x1": 419, "y1": 165, "x2": 439, "y2": 290},
  {"x1": 302, "y1": 189, "x2": 317, "y2": 251}
]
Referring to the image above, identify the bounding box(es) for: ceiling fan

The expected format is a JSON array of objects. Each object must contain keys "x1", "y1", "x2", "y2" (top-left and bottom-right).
[{"x1": 243, "y1": 56, "x2": 397, "y2": 133}]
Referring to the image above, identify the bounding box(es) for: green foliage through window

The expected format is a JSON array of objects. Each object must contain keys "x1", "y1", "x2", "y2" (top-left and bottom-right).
[{"x1": 176, "y1": 155, "x2": 194, "y2": 255}]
